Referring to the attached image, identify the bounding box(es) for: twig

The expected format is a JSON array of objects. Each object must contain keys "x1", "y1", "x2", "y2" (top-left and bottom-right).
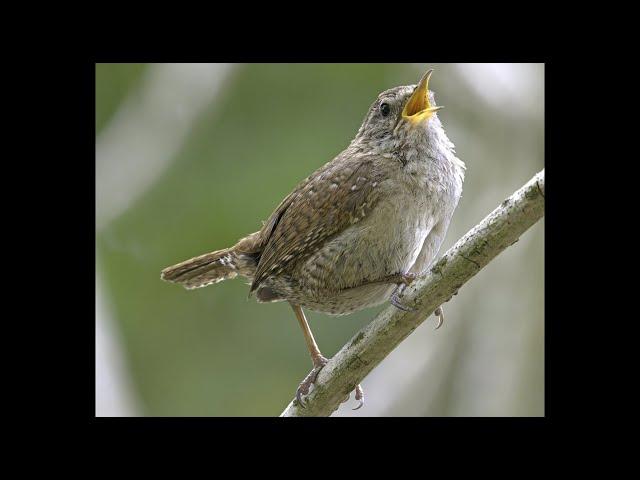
[{"x1": 280, "y1": 169, "x2": 545, "y2": 416}]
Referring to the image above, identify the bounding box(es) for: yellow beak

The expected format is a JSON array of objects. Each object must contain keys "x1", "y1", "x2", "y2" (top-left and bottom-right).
[{"x1": 402, "y1": 69, "x2": 443, "y2": 123}]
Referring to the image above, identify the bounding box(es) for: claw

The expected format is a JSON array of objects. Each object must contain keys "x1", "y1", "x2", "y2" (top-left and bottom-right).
[
  {"x1": 434, "y1": 306, "x2": 444, "y2": 330},
  {"x1": 296, "y1": 389, "x2": 306, "y2": 408},
  {"x1": 296, "y1": 376, "x2": 312, "y2": 408},
  {"x1": 352, "y1": 384, "x2": 365, "y2": 410}
]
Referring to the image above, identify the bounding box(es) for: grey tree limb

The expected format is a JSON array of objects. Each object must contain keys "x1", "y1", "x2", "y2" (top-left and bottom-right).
[{"x1": 280, "y1": 169, "x2": 545, "y2": 417}]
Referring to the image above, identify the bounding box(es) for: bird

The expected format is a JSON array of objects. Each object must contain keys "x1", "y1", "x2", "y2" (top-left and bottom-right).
[{"x1": 161, "y1": 68, "x2": 466, "y2": 410}]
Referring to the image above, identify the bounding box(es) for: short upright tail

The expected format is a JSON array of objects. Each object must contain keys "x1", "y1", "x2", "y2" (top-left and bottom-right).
[{"x1": 161, "y1": 244, "x2": 260, "y2": 290}]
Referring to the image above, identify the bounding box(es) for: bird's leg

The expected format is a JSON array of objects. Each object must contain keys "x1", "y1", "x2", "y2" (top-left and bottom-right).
[
  {"x1": 290, "y1": 303, "x2": 364, "y2": 410},
  {"x1": 291, "y1": 303, "x2": 327, "y2": 407}
]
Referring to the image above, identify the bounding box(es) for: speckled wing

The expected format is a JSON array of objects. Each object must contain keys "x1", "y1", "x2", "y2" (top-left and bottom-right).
[{"x1": 250, "y1": 153, "x2": 385, "y2": 294}]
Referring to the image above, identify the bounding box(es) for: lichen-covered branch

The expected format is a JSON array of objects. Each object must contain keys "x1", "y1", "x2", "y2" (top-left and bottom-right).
[{"x1": 280, "y1": 169, "x2": 545, "y2": 417}]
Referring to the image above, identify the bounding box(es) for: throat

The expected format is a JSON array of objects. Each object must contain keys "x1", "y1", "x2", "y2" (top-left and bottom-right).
[{"x1": 401, "y1": 121, "x2": 465, "y2": 181}]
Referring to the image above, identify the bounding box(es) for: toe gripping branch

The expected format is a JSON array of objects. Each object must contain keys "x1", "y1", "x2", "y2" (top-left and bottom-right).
[
  {"x1": 295, "y1": 356, "x2": 328, "y2": 408},
  {"x1": 390, "y1": 272, "x2": 418, "y2": 312},
  {"x1": 295, "y1": 356, "x2": 365, "y2": 411},
  {"x1": 389, "y1": 272, "x2": 445, "y2": 330}
]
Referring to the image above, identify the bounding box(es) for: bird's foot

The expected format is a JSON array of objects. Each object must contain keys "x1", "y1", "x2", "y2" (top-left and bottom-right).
[
  {"x1": 395, "y1": 271, "x2": 419, "y2": 286},
  {"x1": 295, "y1": 355, "x2": 329, "y2": 408},
  {"x1": 390, "y1": 272, "x2": 418, "y2": 312},
  {"x1": 295, "y1": 356, "x2": 365, "y2": 410}
]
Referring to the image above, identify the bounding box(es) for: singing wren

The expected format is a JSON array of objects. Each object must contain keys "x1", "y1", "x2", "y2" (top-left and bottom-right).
[{"x1": 161, "y1": 69, "x2": 465, "y2": 410}]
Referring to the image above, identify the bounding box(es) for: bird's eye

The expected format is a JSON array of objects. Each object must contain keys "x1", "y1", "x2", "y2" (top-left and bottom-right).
[{"x1": 380, "y1": 102, "x2": 390, "y2": 117}]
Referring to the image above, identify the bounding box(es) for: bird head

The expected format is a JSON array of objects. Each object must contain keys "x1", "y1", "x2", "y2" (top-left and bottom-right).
[{"x1": 356, "y1": 69, "x2": 444, "y2": 145}]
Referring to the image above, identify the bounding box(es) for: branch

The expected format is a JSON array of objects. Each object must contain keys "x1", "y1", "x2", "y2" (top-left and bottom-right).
[{"x1": 280, "y1": 169, "x2": 545, "y2": 417}]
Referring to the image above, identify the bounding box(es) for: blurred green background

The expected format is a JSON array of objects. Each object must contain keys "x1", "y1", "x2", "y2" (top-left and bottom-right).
[{"x1": 95, "y1": 63, "x2": 544, "y2": 416}]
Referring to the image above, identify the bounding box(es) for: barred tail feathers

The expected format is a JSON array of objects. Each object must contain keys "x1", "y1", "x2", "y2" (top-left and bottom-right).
[{"x1": 161, "y1": 248, "x2": 251, "y2": 290}]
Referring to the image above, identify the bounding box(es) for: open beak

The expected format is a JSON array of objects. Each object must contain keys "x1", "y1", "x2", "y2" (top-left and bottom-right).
[{"x1": 402, "y1": 69, "x2": 443, "y2": 124}]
